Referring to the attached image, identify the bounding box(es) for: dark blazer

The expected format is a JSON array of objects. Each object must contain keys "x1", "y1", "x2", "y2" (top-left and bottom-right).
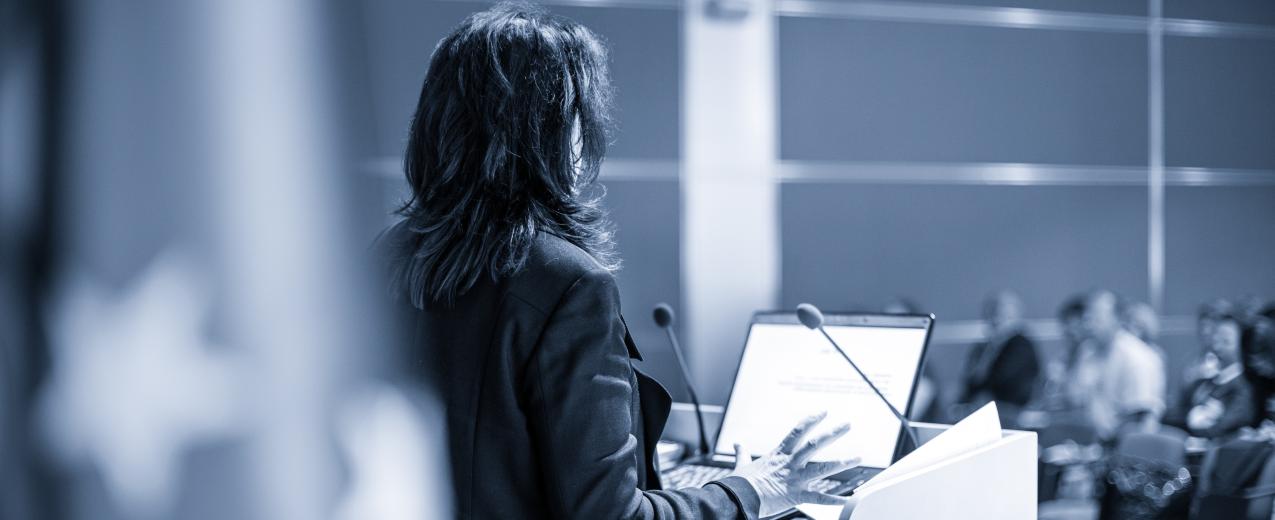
[
  {"x1": 960, "y1": 332, "x2": 1040, "y2": 410},
  {"x1": 1163, "y1": 370, "x2": 1257, "y2": 439},
  {"x1": 395, "y1": 231, "x2": 759, "y2": 519}
]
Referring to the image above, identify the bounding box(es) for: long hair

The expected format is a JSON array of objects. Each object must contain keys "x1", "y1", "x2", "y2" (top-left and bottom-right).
[{"x1": 391, "y1": 3, "x2": 618, "y2": 307}]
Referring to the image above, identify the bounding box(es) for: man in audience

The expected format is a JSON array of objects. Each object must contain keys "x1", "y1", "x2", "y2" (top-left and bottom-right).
[
  {"x1": 1124, "y1": 301, "x2": 1168, "y2": 365},
  {"x1": 1059, "y1": 296, "x2": 1089, "y2": 370},
  {"x1": 1024, "y1": 296, "x2": 1088, "y2": 419},
  {"x1": 1066, "y1": 290, "x2": 1166, "y2": 438},
  {"x1": 1163, "y1": 312, "x2": 1256, "y2": 438},
  {"x1": 958, "y1": 291, "x2": 1040, "y2": 427}
]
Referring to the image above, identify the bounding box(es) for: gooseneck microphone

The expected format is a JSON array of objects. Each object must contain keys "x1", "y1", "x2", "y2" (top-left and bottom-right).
[
  {"x1": 653, "y1": 303, "x2": 711, "y2": 456},
  {"x1": 796, "y1": 303, "x2": 919, "y2": 450}
]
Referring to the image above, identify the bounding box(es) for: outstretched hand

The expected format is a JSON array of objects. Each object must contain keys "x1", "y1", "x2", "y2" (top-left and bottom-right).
[{"x1": 727, "y1": 412, "x2": 861, "y2": 517}]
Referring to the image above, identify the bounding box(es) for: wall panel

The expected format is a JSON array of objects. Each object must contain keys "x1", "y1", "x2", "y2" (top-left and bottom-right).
[
  {"x1": 1164, "y1": 186, "x2": 1275, "y2": 316},
  {"x1": 1165, "y1": 36, "x2": 1275, "y2": 170},
  {"x1": 779, "y1": 18, "x2": 1147, "y2": 165},
  {"x1": 601, "y1": 180, "x2": 688, "y2": 400},
  {"x1": 780, "y1": 183, "x2": 1149, "y2": 321},
  {"x1": 362, "y1": 1, "x2": 681, "y2": 159}
]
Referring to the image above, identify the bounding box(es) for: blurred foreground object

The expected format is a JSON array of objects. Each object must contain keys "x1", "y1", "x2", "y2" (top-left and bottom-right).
[
  {"x1": 334, "y1": 384, "x2": 452, "y2": 520},
  {"x1": 2, "y1": 0, "x2": 450, "y2": 518},
  {"x1": 38, "y1": 252, "x2": 244, "y2": 517}
]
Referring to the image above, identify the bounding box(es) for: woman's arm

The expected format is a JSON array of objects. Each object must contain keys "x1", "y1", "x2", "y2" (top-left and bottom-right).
[
  {"x1": 1194, "y1": 380, "x2": 1258, "y2": 439},
  {"x1": 525, "y1": 269, "x2": 759, "y2": 519}
]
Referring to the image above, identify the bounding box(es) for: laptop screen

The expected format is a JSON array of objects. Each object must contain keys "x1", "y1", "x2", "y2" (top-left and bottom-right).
[{"x1": 713, "y1": 313, "x2": 932, "y2": 470}]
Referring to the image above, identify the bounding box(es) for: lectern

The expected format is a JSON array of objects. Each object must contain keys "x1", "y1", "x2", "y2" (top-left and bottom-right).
[{"x1": 839, "y1": 423, "x2": 1038, "y2": 520}]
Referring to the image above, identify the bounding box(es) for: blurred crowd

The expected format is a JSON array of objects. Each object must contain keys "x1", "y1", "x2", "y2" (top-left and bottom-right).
[
  {"x1": 901, "y1": 291, "x2": 1275, "y2": 517},
  {"x1": 936, "y1": 291, "x2": 1275, "y2": 444}
]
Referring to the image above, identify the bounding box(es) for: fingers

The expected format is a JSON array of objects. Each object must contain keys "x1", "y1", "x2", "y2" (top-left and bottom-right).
[
  {"x1": 800, "y1": 458, "x2": 862, "y2": 480},
  {"x1": 733, "y1": 443, "x2": 748, "y2": 471},
  {"x1": 777, "y1": 411, "x2": 828, "y2": 454},
  {"x1": 798, "y1": 491, "x2": 850, "y2": 506},
  {"x1": 791, "y1": 423, "x2": 851, "y2": 466}
]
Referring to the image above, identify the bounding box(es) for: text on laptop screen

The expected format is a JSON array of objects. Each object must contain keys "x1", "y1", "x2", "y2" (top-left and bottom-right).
[{"x1": 713, "y1": 318, "x2": 928, "y2": 469}]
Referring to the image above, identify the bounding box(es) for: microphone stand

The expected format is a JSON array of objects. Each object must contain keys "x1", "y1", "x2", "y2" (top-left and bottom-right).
[
  {"x1": 814, "y1": 325, "x2": 920, "y2": 451},
  {"x1": 662, "y1": 325, "x2": 712, "y2": 457}
]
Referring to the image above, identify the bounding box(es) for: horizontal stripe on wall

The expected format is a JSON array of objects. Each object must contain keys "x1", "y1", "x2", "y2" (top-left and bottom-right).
[
  {"x1": 366, "y1": 157, "x2": 1275, "y2": 187},
  {"x1": 421, "y1": 0, "x2": 1275, "y2": 40},
  {"x1": 775, "y1": 0, "x2": 1275, "y2": 40}
]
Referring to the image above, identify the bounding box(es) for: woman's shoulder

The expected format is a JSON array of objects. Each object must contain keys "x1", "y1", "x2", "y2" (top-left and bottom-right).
[
  {"x1": 528, "y1": 233, "x2": 608, "y2": 276},
  {"x1": 507, "y1": 233, "x2": 617, "y2": 314}
]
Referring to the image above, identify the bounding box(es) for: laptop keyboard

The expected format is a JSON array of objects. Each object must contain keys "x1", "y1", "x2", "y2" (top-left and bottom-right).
[
  {"x1": 661, "y1": 464, "x2": 848, "y2": 494},
  {"x1": 661, "y1": 464, "x2": 732, "y2": 490}
]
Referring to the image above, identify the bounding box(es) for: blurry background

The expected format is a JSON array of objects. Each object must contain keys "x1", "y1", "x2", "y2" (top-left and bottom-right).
[
  {"x1": 2, "y1": 0, "x2": 1273, "y2": 519},
  {"x1": 360, "y1": 0, "x2": 1275, "y2": 407}
]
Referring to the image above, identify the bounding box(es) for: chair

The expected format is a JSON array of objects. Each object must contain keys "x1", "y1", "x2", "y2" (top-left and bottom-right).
[
  {"x1": 1097, "y1": 429, "x2": 1193, "y2": 519},
  {"x1": 1037, "y1": 422, "x2": 1102, "y2": 504},
  {"x1": 1193, "y1": 439, "x2": 1275, "y2": 519}
]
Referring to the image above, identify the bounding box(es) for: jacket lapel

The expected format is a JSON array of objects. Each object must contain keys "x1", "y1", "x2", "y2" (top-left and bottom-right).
[{"x1": 620, "y1": 316, "x2": 672, "y2": 489}]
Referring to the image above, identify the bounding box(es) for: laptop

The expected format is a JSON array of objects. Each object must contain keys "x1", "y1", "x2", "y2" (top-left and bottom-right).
[{"x1": 660, "y1": 311, "x2": 934, "y2": 512}]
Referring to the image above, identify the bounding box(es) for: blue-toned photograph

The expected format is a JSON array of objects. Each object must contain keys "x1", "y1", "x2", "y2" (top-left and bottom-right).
[{"x1": 2, "y1": 1, "x2": 1273, "y2": 519}]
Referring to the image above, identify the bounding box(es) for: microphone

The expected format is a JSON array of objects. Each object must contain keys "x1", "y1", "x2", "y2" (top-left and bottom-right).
[
  {"x1": 796, "y1": 303, "x2": 919, "y2": 451},
  {"x1": 653, "y1": 303, "x2": 711, "y2": 457}
]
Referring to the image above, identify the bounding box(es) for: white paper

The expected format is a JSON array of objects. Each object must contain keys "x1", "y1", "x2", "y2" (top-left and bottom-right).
[
  {"x1": 794, "y1": 402, "x2": 1003, "y2": 520},
  {"x1": 794, "y1": 503, "x2": 844, "y2": 520}
]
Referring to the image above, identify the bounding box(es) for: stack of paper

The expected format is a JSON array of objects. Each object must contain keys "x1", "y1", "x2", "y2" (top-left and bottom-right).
[{"x1": 795, "y1": 402, "x2": 1003, "y2": 520}]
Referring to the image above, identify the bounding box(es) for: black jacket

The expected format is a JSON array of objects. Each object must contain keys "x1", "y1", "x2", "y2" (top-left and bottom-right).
[
  {"x1": 1163, "y1": 369, "x2": 1257, "y2": 438},
  {"x1": 960, "y1": 332, "x2": 1040, "y2": 408},
  {"x1": 397, "y1": 232, "x2": 759, "y2": 519}
]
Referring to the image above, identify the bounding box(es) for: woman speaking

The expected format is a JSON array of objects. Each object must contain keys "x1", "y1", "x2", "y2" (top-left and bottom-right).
[{"x1": 383, "y1": 4, "x2": 856, "y2": 518}]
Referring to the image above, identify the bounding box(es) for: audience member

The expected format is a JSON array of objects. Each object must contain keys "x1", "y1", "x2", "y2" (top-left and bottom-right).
[
  {"x1": 1237, "y1": 294, "x2": 1268, "y2": 324},
  {"x1": 958, "y1": 291, "x2": 1040, "y2": 427},
  {"x1": 1027, "y1": 296, "x2": 1088, "y2": 415},
  {"x1": 1123, "y1": 301, "x2": 1168, "y2": 364},
  {"x1": 1243, "y1": 307, "x2": 1275, "y2": 429},
  {"x1": 1065, "y1": 290, "x2": 1166, "y2": 438},
  {"x1": 1163, "y1": 312, "x2": 1256, "y2": 438},
  {"x1": 1184, "y1": 299, "x2": 1235, "y2": 382},
  {"x1": 1059, "y1": 296, "x2": 1089, "y2": 371}
]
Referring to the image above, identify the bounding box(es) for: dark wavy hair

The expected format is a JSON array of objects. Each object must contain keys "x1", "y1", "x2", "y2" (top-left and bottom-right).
[{"x1": 390, "y1": 3, "x2": 618, "y2": 307}]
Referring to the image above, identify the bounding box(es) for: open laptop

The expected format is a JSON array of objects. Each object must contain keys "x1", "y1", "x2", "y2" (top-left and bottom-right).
[{"x1": 660, "y1": 311, "x2": 934, "y2": 510}]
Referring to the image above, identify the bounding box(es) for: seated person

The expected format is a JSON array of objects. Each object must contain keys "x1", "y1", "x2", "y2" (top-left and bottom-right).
[
  {"x1": 1018, "y1": 296, "x2": 1087, "y2": 429},
  {"x1": 1243, "y1": 306, "x2": 1275, "y2": 433},
  {"x1": 1064, "y1": 290, "x2": 1166, "y2": 439},
  {"x1": 1124, "y1": 301, "x2": 1169, "y2": 369},
  {"x1": 957, "y1": 291, "x2": 1040, "y2": 427},
  {"x1": 1183, "y1": 298, "x2": 1236, "y2": 383},
  {"x1": 1163, "y1": 313, "x2": 1256, "y2": 438}
]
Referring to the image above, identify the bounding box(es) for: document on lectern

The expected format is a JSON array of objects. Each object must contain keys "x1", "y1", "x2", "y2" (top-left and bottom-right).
[{"x1": 795, "y1": 402, "x2": 1003, "y2": 520}]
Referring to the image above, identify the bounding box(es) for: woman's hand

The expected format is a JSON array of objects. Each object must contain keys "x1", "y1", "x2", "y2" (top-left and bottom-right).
[{"x1": 727, "y1": 412, "x2": 860, "y2": 517}]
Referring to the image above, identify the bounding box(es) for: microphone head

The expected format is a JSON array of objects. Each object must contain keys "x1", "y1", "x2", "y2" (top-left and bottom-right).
[
  {"x1": 653, "y1": 303, "x2": 675, "y2": 328},
  {"x1": 796, "y1": 303, "x2": 824, "y2": 330}
]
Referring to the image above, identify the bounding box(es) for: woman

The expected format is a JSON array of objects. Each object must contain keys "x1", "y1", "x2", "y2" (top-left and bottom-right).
[
  {"x1": 383, "y1": 4, "x2": 856, "y2": 519},
  {"x1": 1163, "y1": 313, "x2": 1256, "y2": 438}
]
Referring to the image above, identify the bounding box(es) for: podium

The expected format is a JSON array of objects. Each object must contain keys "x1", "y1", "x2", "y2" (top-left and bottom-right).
[
  {"x1": 661, "y1": 406, "x2": 1038, "y2": 519},
  {"x1": 839, "y1": 422, "x2": 1038, "y2": 520}
]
